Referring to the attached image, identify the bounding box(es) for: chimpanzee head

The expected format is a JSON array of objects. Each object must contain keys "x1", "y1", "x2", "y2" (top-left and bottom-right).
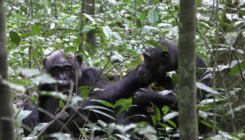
[
  {"x1": 137, "y1": 41, "x2": 179, "y2": 83},
  {"x1": 43, "y1": 50, "x2": 83, "y2": 92}
]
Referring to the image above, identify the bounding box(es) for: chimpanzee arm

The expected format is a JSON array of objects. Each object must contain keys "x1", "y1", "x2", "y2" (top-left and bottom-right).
[
  {"x1": 82, "y1": 68, "x2": 151, "y2": 106},
  {"x1": 38, "y1": 66, "x2": 151, "y2": 136},
  {"x1": 22, "y1": 103, "x2": 39, "y2": 136},
  {"x1": 133, "y1": 88, "x2": 178, "y2": 110},
  {"x1": 62, "y1": 68, "x2": 152, "y2": 135},
  {"x1": 81, "y1": 67, "x2": 106, "y2": 88}
]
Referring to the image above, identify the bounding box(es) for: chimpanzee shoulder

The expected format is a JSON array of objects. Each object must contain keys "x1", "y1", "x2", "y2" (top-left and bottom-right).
[
  {"x1": 159, "y1": 40, "x2": 207, "y2": 68},
  {"x1": 81, "y1": 66, "x2": 105, "y2": 88}
]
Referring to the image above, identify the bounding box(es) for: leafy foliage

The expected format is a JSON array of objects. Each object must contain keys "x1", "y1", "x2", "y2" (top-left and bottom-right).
[{"x1": 4, "y1": 0, "x2": 245, "y2": 139}]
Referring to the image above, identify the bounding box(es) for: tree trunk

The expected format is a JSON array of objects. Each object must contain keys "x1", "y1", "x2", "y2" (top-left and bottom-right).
[
  {"x1": 0, "y1": 0, "x2": 14, "y2": 139},
  {"x1": 79, "y1": 0, "x2": 95, "y2": 52},
  {"x1": 178, "y1": 0, "x2": 198, "y2": 140},
  {"x1": 28, "y1": 0, "x2": 33, "y2": 68}
]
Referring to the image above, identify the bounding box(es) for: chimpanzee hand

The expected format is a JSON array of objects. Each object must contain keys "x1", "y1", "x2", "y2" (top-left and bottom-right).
[
  {"x1": 22, "y1": 110, "x2": 39, "y2": 131},
  {"x1": 56, "y1": 105, "x2": 81, "y2": 122},
  {"x1": 133, "y1": 88, "x2": 154, "y2": 106},
  {"x1": 57, "y1": 110, "x2": 70, "y2": 122},
  {"x1": 54, "y1": 105, "x2": 77, "y2": 122},
  {"x1": 22, "y1": 104, "x2": 39, "y2": 136}
]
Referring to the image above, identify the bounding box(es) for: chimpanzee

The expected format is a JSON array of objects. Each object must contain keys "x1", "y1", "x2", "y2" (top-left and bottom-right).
[
  {"x1": 22, "y1": 50, "x2": 152, "y2": 138},
  {"x1": 129, "y1": 40, "x2": 213, "y2": 137}
]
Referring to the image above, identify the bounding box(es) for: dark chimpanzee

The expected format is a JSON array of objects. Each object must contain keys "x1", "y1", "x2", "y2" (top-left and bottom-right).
[
  {"x1": 22, "y1": 50, "x2": 152, "y2": 138},
  {"x1": 128, "y1": 40, "x2": 213, "y2": 137}
]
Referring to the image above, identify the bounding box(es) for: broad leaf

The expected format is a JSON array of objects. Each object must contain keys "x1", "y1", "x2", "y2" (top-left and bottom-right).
[
  {"x1": 17, "y1": 109, "x2": 32, "y2": 122},
  {"x1": 9, "y1": 31, "x2": 20, "y2": 46},
  {"x1": 148, "y1": 9, "x2": 159, "y2": 26},
  {"x1": 102, "y1": 26, "x2": 113, "y2": 39},
  {"x1": 90, "y1": 99, "x2": 113, "y2": 107},
  {"x1": 196, "y1": 82, "x2": 219, "y2": 95},
  {"x1": 152, "y1": 104, "x2": 161, "y2": 121},
  {"x1": 162, "y1": 106, "x2": 169, "y2": 115},
  {"x1": 163, "y1": 112, "x2": 179, "y2": 122},
  {"x1": 83, "y1": 105, "x2": 113, "y2": 112},
  {"x1": 91, "y1": 109, "x2": 115, "y2": 120}
]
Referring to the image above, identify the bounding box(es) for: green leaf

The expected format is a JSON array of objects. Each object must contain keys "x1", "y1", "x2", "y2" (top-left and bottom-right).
[
  {"x1": 152, "y1": 104, "x2": 161, "y2": 121},
  {"x1": 102, "y1": 26, "x2": 112, "y2": 39},
  {"x1": 116, "y1": 98, "x2": 132, "y2": 115},
  {"x1": 107, "y1": 0, "x2": 117, "y2": 5},
  {"x1": 125, "y1": 49, "x2": 138, "y2": 55},
  {"x1": 225, "y1": 32, "x2": 238, "y2": 47},
  {"x1": 98, "y1": 120, "x2": 107, "y2": 128},
  {"x1": 17, "y1": 109, "x2": 32, "y2": 122},
  {"x1": 90, "y1": 99, "x2": 113, "y2": 107},
  {"x1": 91, "y1": 109, "x2": 115, "y2": 120},
  {"x1": 158, "y1": 123, "x2": 169, "y2": 128},
  {"x1": 49, "y1": 133, "x2": 74, "y2": 140},
  {"x1": 82, "y1": 25, "x2": 95, "y2": 33},
  {"x1": 220, "y1": 22, "x2": 233, "y2": 32},
  {"x1": 59, "y1": 101, "x2": 65, "y2": 109},
  {"x1": 64, "y1": 15, "x2": 77, "y2": 25},
  {"x1": 113, "y1": 98, "x2": 127, "y2": 108},
  {"x1": 30, "y1": 123, "x2": 48, "y2": 136},
  {"x1": 70, "y1": 96, "x2": 83, "y2": 105},
  {"x1": 79, "y1": 86, "x2": 90, "y2": 97},
  {"x1": 136, "y1": 19, "x2": 142, "y2": 28},
  {"x1": 0, "y1": 78, "x2": 26, "y2": 93},
  {"x1": 229, "y1": 63, "x2": 245, "y2": 76},
  {"x1": 141, "y1": 26, "x2": 158, "y2": 35},
  {"x1": 239, "y1": 0, "x2": 245, "y2": 6},
  {"x1": 199, "y1": 98, "x2": 224, "y2": 106},
  {"x1": 196, "y1": 82, "x2": 219, "y2": 95},
  {"x1": 151, "y1": 115, "x2": 157, "y2": 126},
  {"x1": 33, "y1": 24, "x2": 41, "y2": 35},
  {"x1": 79, "y1": 128, "x2": 88, "y2": 139},
  {"x1": 75, "y1": 36, "x2": 82, "y2": 45},
  {"x1": 200, "y1": 120, "x2": 219, "y2": 130},
  {"x1": 83, "y1": 13, "x2": 95, "y2": 23},
  {"x1": 148, "y1": 9, "x2": 159, "y2": 26},
  {"x1": 166, "y1": 119, "x2": 177, "y2": 129},
  {"x1": 199, "y1": 110, "x2": 208, "y2": 120},
  {"x1": 112, "y1": 32, "x2": 121, "y2": 40},
  {"x1": 162, "y1": 106, "x2": 169, "y2": 115},
  {"x1": 163, "y1": 112, "x2": 179, "y2": 122},
  {"x1": 171, "y1": 73, "x2": 178, "y2": 84},
  {"x1": 123, "y1": 0, "x2": 130, "y2": 4},
  {"x1": 146, "y1": 40, "x2": 159, "y2": 47},
  {"x1": 115, "y1": 134, "x2": 130, "y2": 140},
  {"x1": 108, "y1": 123, "x2": 115, "y2": 135},
  {"x1": 22, "y1": 32, "x2": 34, "y2": 38},
  {"x1": 83, "y1": 105, "x2": 113, "y2": 112},
  {"x1": 9, "y1": 31, "x2": 20, "y2": 46},
  {"x1": 226, "y1": 104, "x2": 245, "y2": 115},
  {"x1": 40, "y1": 91, "x2": 68, "y2": 101},
  {"x1": 139, "y1": 13, "x2": 146, "y2": 20}
]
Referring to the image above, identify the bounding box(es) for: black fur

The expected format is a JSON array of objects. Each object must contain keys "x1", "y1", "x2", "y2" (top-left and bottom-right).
[
  {"x1": 130, "y1": 40, "x2": 213, "y2": 137},
  {"x1": 22, "y1": 50, "x2": 151, "y2": 138}
]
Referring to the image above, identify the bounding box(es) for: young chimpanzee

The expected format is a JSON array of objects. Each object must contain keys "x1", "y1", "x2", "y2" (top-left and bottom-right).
[
  {"x1": 22, "y1": 50, "x2": 152, "y2": 138},
  {"x1": 129, "y1": 40, "x2": 213, "y2": 137}
]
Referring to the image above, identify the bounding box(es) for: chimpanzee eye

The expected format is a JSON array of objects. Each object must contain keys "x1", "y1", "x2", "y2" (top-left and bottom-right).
[
  {"x1": 64, "y1": 66, "x2": 72, "y2": 71},
  {"x1": 53, "y1": 67, "x2": 60, "y2": 72}
]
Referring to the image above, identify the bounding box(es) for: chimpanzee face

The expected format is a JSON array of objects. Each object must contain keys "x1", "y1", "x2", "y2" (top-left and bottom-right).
[
  {"x1": 137, "y1": 47, "x2": 169, "y2": 83},
  {"x1": 43, "y1": 50, "x2": 82, "y2": 91}
]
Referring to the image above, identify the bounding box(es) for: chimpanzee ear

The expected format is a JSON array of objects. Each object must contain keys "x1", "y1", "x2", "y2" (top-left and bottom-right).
[
  {"x1": 161, "y1": 51, "x2": 169, "y2": 63},
  {"x1": 43, "y1": 58, "x2": 48, "y2": 70},
  {"x1": 143, "y1": 52, "x2": 151, "y2": 60},
  {"x1": 76, "y1": 55, "x2": 83, "y2": 66}
]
